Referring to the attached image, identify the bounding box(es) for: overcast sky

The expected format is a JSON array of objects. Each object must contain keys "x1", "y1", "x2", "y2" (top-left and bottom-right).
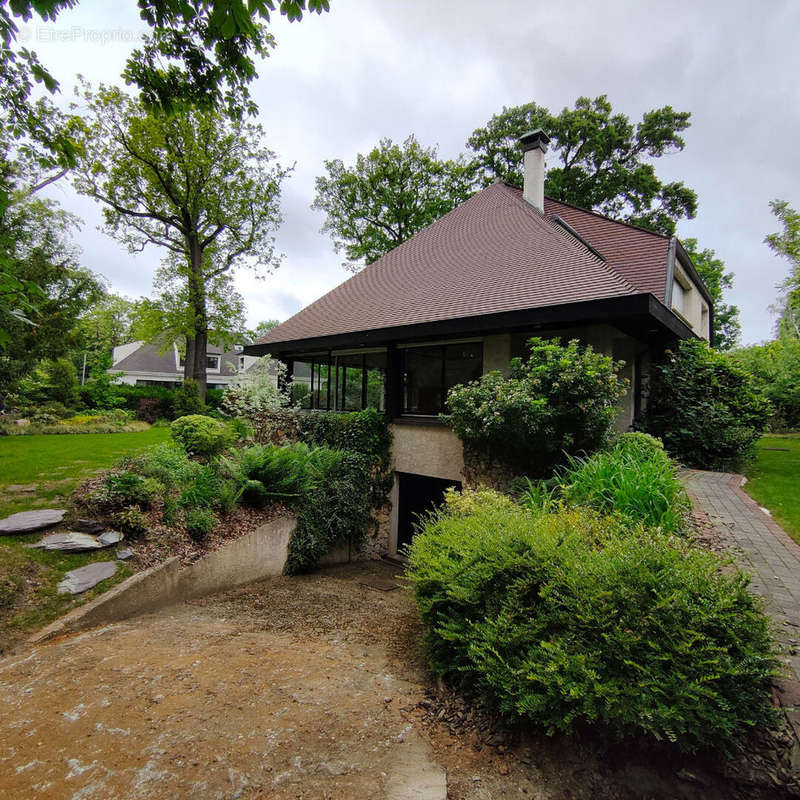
[{"x1": 24, "y1": 0, "x2": 800, "y2": 345}]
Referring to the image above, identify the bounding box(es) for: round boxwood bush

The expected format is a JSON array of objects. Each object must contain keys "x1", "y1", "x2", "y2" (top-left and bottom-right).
[
  {"x1": 406, "y1": 491, "x2": 778, "y2": 752},
  {"x1": 170, "y1": 414, "x2": 234, "y2": 458}
]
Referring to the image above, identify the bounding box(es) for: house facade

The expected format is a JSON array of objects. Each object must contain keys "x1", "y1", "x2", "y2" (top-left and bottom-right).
[
  {"x1": 109, "y1": 341, "x2": 259, "y2": 390},
  {"x1": 245, "y1": 131, "x2": 713, "y2": 557}
]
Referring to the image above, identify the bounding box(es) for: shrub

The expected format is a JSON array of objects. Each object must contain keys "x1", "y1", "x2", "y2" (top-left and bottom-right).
[
  {"x1": 79, "y1": 370, "x2": 124, "y2": 410},
  {"x1": 285, "y1": 450, "x2": 375, "y2": 575},
  {"x1": 446, "y1": 338, "x2": 626, "y2": 476},
  {"x1": 101, "y1": 472, "x2": 163, "y2": 509},
  {"x1": 221, "y1": 356, "x2": 288, "y2": 418},
  {"x1": 639, "y1": 339, "x2": 771, "y2": 470},
  {"x1": 174, "y1": 379, "x2": 204, "y2": 417},
  {"x1": 609, "y1": 431, "x2": 665, "y2": 460},
  {"x1": 184, "y1": 507, "x2": 217, "y2": 540},
  {"x1": 125, "y1": 443, "x2": 196, "y2": 489},
  {"x1": 48, "y1": 358, "x2": 80, "y2": 406},
  {"x1": 171, "y1": 414, "x2": 234, "y2": 458},
  {"x1": 555, "y1": 446, "x2": 690, "y2": 534},
  {"x1": 733, "y1": 338, "x2": 800, "y2": 431},
  {"x1": 205, "y1": 387, "x2": 224, "y2": 411},
  {"x1": 112, "y1": 505, "x2": 149, "y2": 535},
  {"x1": 114, "y1": 384, "x2": 176, "y2": 420},
  {"x1": 179, "y1": 464, "x2": 223, "y2": 509},
  {"x1": 406, "y1": 494, "x2": 778, "y2": 752}
]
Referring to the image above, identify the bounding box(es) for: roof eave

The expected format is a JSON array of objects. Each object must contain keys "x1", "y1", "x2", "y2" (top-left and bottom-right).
[{"x1": 245, "y1": 294, "x2": 695, "y2": 357}]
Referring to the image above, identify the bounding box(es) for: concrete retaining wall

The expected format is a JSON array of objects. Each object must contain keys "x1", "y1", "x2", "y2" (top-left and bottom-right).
[{"x1": 31, "y1": 515, "x2": 299, "y2": 643}]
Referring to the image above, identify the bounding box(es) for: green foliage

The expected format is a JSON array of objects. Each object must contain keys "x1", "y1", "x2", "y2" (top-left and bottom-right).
[
  {"x1": 133, "y1": 442, "x2": 197, "y2": 490},
  {"x1": 639, "y1": 339, "x2": 771, "y2": 470},
  {"x1": 286, "y1": 450, "x2": 376, "y2": 575},
  {"x1": 102, "y1": 471, "x2": 163, "y2": 509},
  {"x1": 765, "y1": 199, "x2": 800, "y2": 339},
  {"x1": 112, "y1": 505, "x2": 149, "y2": 536},
  {"x1": 312, "y1": 134, "x2": 476, "y2": 271},
  {"x1": 681, "y1": 238, "x2": 740, "y2": 350},
  {"x1": 608, "y1": 431, "x2": 666, "y2": 460},
  {"x1": 406, "y1": 494, "x2": 778, "y2": 752},
  {"x1": 733, "y1": 337, "x2": 800, "y2": 430},
  {"x1": 47, "y1": 357, "x2": 79, "y2": 406},
  {"x1": 221, "y1": 355, "x2": 288, "y2": 417},
  {"x1": 466, "y1": 95, "x2": 697, "y2": 236},
  {"x1": 170, "y1": 414, "x2": 234, "y2": 457},
  {"x1": 179, "y1": 464, "x2": 223, "y2": 509},
  {"x1": 184, "y1": 507, "x2": 217, "y2": 541},
  {"x1": 446, "y1": 338, "x2": 626, "y2": 476},
  {"x1": 173, "y1": 380, "x2": 204, "y2": 417},
  {"x1": 555, "y1": 444, "x2": 690, "y2": 535}
]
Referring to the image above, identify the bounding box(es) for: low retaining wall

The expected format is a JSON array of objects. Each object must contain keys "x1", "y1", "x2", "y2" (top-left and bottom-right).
[{"x1": 31, "y1": 515, "x2": 299, "y2": 643}]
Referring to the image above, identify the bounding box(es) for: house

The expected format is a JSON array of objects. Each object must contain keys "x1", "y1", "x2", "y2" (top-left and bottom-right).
[
  {"x1": 109, "y1": 341, "x2": 260, "y2": 390},
  {"x1": 244, "y1": 130, "x2": 713, "y2": 556}
]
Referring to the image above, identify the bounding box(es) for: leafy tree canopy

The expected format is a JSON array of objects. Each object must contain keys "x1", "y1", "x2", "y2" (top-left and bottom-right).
[
  {"x1": 765, "y1": 199, "x2": 800, "y2": 339},
  {"x1": 73, "y1": 82, "x2": 289, "y2": 397},
  {"x1": 466, "y1": 95, "x2": 697, "y2": 236},
  {"x1": 680, "y1": 238, "x2": 740, "y2": 350},
  {"x1": 1, "y1": 1, "x2": 330, "y2": 143},
  {"x1": 312, "y1": 135, "x2": 475, "y2": 271}
]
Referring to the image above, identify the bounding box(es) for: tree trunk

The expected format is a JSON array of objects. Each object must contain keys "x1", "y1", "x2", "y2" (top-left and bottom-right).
[
  {"x1": 183, "y1": 335, "x2": 195, "y2": 382},
  {"x1": 187, "y1": 236, "x2": 208, "y2": 403}
]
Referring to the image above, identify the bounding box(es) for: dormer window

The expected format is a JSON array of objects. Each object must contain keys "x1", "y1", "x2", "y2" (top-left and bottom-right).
[{"x1": 206, "y1": 355, "x2": 220, "y2": 370}]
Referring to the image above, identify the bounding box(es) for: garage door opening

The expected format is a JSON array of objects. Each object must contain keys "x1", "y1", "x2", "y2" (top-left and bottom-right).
[{"x1": 396, "y1": 473, "x2": 461, "y2": 553}]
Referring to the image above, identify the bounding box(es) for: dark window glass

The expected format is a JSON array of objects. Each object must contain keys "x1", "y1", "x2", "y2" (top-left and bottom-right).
[
  {"x1": 364, "y1": 352, "x2": 387, "y2": 411},
  {"x1": 291, "y1": 360, "x2": 312, "y2": 408},
  {"x1": 336, "y1": 354, "x2": 363, "y2": 411},
  {"x1": 403, "y1": 342, "x2": 483, "y2": 415},
  {"x1": 311, "y1": 359, "x2": 331, "y2": 410},
  {"x1": 206, "y1": 355, "x2": 219, "y2": 369}
]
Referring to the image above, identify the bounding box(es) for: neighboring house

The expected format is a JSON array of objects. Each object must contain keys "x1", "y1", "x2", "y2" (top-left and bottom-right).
[
  {"x1": 109, "y1": 341, "x2": 260, "y2": 390},
  {"x1": 245, "y1": 130, "x2": 713, "y2": 556}
]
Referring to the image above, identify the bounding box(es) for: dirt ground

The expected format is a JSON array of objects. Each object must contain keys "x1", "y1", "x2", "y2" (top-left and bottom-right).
[{"x1": 0, "y1": 562, "x2": 795, "y2": 800}]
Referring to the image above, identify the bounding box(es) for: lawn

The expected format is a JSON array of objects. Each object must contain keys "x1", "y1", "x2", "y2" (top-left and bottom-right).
[
  {"x1": 744, "y1": 433, "x2": 800, "y2": 546},
  {"x1": 0, "y1": 427, "x2": 170, "y2": 652}
]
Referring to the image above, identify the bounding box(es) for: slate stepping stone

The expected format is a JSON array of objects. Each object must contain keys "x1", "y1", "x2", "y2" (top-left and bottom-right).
[
  {"x1": 116, "y1": 548, "x2": 134, "y2": 561},
  {"x1": 72, "y1": 519, "x2": 106, "y2": 534},
  {"x1": 32, "y1": 532, "x2": 106, "y2": 552},
  {"x1": 0, "y1": 509, "x2": 66, "y2": 535},
  {"x1": 98, "y1": 530, "x2": 124, "y2": 546},
  {"x1": 57, "y1": 562, "x2": 117, "y2": 595}
]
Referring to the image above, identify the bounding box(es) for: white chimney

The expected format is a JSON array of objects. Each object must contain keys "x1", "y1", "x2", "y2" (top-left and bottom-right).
[{"x1": 519, "y1": 129, "x2": 550, "y2": 212}]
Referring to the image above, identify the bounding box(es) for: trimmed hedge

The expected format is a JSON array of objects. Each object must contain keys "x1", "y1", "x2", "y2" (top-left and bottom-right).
[{"x1": 406, "y1": 491, "x2": 778, "y2": 753}]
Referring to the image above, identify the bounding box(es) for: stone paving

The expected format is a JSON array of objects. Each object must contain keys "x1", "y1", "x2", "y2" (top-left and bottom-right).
[{"x1": 684, "y1": 470, "x2": 800, "y2": 682}]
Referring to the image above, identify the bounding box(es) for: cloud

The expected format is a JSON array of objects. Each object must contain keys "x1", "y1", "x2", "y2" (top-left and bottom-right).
[{"x1": 31, "y1": 0, "x2": 800, "y2": 344}]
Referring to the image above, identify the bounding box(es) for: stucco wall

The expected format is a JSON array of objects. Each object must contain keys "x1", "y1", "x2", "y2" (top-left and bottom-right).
[
  {"x1": 389, "y1": 422, "x2": 464, "y2": 482},
  {"x1": 672, "y1": 262, "x2": 710, "y2": 340}
]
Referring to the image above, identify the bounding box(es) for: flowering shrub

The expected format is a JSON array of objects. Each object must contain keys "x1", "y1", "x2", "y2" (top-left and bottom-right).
[
  {"x1": 446, "y1": 337, "x2": 626, "y2": 476},
  {"x1": 221, "y1": 356, "x2": 288, "y2": 418}
]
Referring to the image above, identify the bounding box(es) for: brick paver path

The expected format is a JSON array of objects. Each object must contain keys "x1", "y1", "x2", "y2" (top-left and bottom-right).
[{"x1": 684, "y1": 470, "x2": 800, "y2": 681}]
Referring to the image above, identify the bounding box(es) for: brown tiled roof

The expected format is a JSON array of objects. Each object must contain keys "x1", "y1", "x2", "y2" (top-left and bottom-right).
[
  {"x1": 258, "y1": 182, "x2": 670, "y2": 348},
  {"x1": 543, "y1": 196, "x2": 671, "y2": 302},
  {"x1": 112, "y1": 342, "x2": 245, "y2": 378}
]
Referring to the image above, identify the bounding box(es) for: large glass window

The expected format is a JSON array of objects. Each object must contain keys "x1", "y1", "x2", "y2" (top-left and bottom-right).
[
  {"x1": 290, "y1": 352, "x2": 386, "y2": 411},
  {"x1": 403, "y1": 341, "x2": 482, "y2": 415}
]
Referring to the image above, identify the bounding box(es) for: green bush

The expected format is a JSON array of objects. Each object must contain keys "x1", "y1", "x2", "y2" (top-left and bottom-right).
[
  {"x1": 406, "y1": 493, "x2": 778, "y2": 752},
  {"x1": 286, "y1": 450, "x2": 375, "y2": 575},
  {"x1": 170, "y1": 414, "x2": 234, "y2": 458},
  {"x1": 179, "y1": 464, "x2": 223, "y2": 509},
  {"x1": 446, "y1": 337, "x2": 626, "y2": 476},
  {"x1": 48, "y1": 358, "x2": 80, "y2": 406},
  {"x1": 112, "y1": 505, "x2": 149, "y2": 535},
  {"x1": 184, "y1": 507, "x2": 217, "y2": 540},
  {"x1": 205, "y1": 387, "x2": 224, "y2": 411},
  {"x1": 609, "y1": 431, "x2": 665, "y2": 460},
  {"x1": 101, "y1": 472, "x2": 163, "y2": 509},
  {"x1": 733, "y1": 337, "x2": 800, "y2": 431},
  {"x1": 639, "y1": 339, "x2": 771, "y2": 470},
  {"x1": 554, "y1": 444, "x2": 690, "y2": 534},
  {"x1": 128, "y1": 442, "x2": 197, "y2": 489},
  {"x1": 174, "y1": 379, "x2": 204, "y2": 417}
]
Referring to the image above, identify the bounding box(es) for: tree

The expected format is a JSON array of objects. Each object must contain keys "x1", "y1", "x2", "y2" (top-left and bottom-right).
[
  {"x1": 0, "y1": 147, "x2": 102, "y2": 394},
  {"x1": 132, "y1": 260, "x2": 251, "y2": 370},
  {"x1": 466, "y1": 95, "x2": 698, "y2": 235},
  {"x1": 1, "y1": 1, "x2": 330, "y2": 135},
  {"x1": 313, "y1": 135, "x2": 476, "y2": 271},
  {"x1": 73, "y1": 83, "x2": 289, "y2": 400},
  {"x1": 253, "y1": 319, "x2": 280, "y2": 339},
  {"x1": 680, "y1": 238, "x2": 740, "y2": 350},
  {"x1": 765, "y1": 199, "x2": 800, "y2": 339},
  {"x1": 72, "y1": 290, "x2": 139, "y2": 377}
]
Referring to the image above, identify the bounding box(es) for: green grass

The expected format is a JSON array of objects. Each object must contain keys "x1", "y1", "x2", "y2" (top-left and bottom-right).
[
  {"x1": 744, "y1": 434, "x2": 800, "y2": 546},
  {"x1": 0, "y1": 428, "x2": 170, "y2": 652}
]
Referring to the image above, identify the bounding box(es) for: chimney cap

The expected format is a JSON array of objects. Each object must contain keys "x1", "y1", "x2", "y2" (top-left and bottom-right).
[{"x1": 519, "y1": 129, "x2": 550, "y2": 152}]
